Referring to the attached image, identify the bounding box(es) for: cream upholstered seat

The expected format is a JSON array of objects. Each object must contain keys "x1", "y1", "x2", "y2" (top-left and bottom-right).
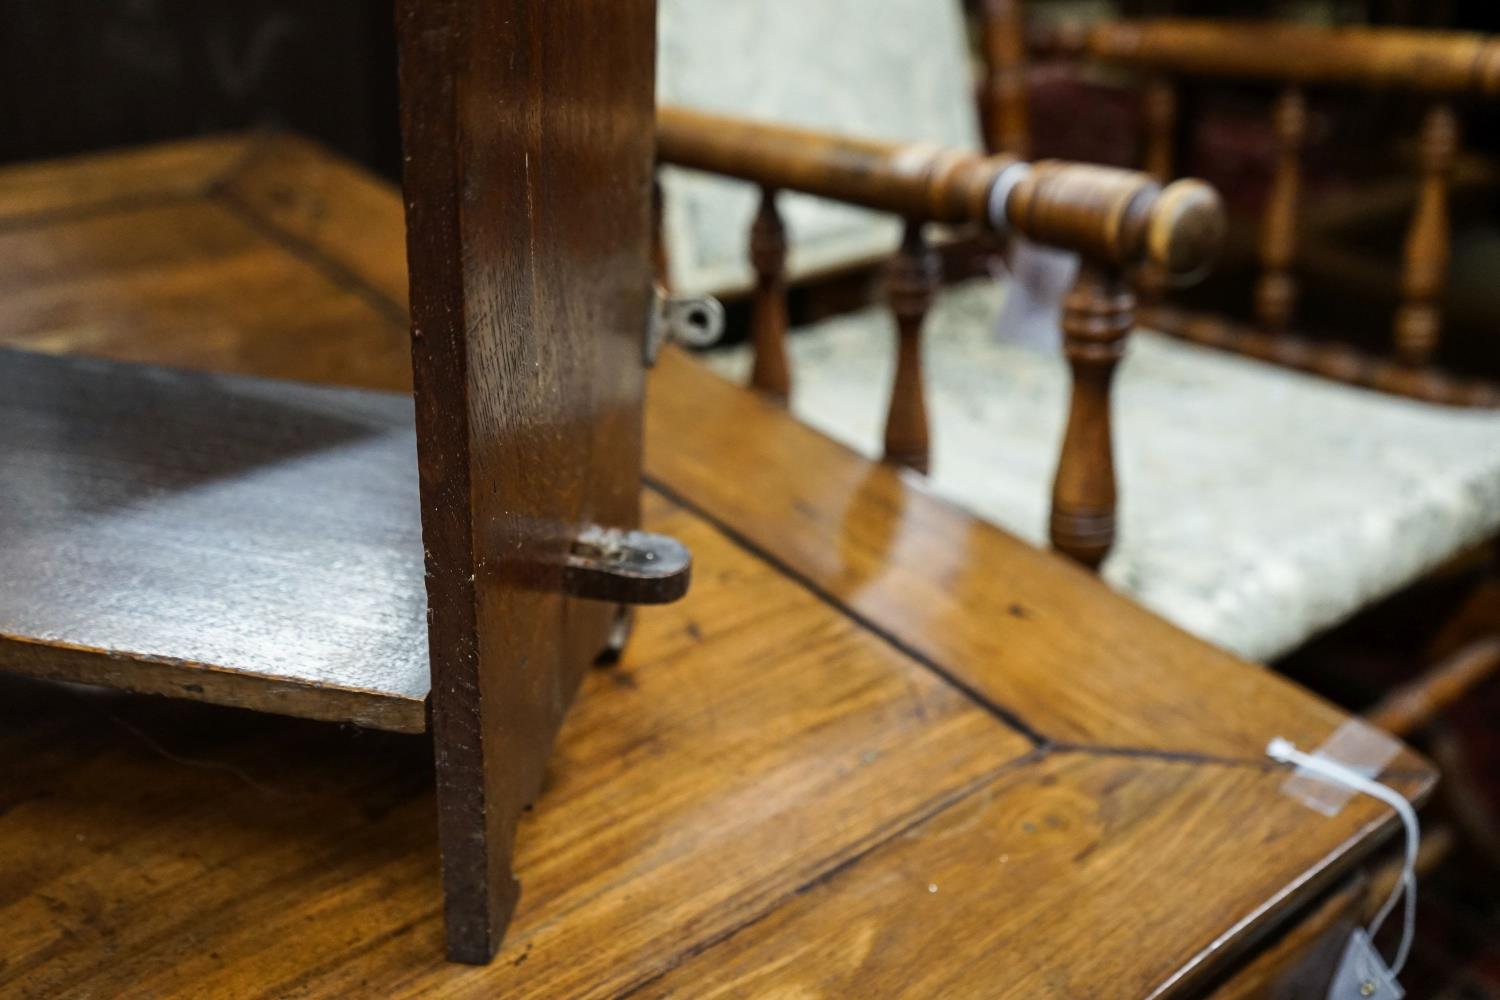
[
  {"x1": 702, "y1": 281, "x2": 1500, "y2": 662},
  {"x1": 656, "y1": 0, "x2": 982, "y2": 297},
  {"x1": 659, "y1": 0, "x2": 1500, "y2": 662}
]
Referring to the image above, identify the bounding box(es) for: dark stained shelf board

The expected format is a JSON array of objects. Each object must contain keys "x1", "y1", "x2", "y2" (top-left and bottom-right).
[{"x1": 0, "y1": 347, "x2": 430, "y2": 733}]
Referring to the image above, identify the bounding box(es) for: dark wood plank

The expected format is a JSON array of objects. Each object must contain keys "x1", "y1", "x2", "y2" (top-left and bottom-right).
[
  {"x1": 0, "y1": 496, "x2": 1031, "y2": 998},
  {"x1": 635, "y1": 752, "x2": 1428, "y2": 999},
  {"x1": 0, "y1": 348, "x2": 428, "y2": 733},
  {"x1": 394, "y1": 0, "x2": 658, "y2": 961}
]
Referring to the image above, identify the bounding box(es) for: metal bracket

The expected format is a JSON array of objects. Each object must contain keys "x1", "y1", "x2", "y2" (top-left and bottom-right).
[
  {"x1": 644, "y1": 286, "x2": 725, "y2": 366},
  {"x1": 562, "y1": 525, "x2": 692, "y2": 605}
]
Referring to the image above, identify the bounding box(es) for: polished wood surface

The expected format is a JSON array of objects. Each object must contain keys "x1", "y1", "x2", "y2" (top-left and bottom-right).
[
  {"x1": 0, "y1": 349, "x2": 428, "y2": 734},
  {"x1": 0, "y1": 136, "x2": 1434, "y2": 997},
  {"x1": 393, "y1": 0, "x2": 657, "y2": 961}
]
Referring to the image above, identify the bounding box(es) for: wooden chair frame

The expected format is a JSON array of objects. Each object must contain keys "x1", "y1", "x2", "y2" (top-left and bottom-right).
[
  {"x1": 1019, "y1": 17, "x2": 1500, "y2": 406},
  {"x1": 656, "y1": 106, "x2": 1224, "y2": 569}
]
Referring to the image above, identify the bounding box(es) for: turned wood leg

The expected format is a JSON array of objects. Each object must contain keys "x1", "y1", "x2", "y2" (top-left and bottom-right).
[
  {"x1": 1141, "y1": 75, "x2": 1176, "y2": 186},
  {"x1": 1255, "y1": 86, "x2": 1305, "y2": 334},
  {"x1": 749, "y1": 186, "x2": 791, "y2": 402},
  {"x1": 1394, "y1": 102, "x2": 1457, "y2": 372},
  {"x1": 1051, "y1": 262, "x2": 1132, "y2": 570},
  {"x1": 1136, "y1": 77, "x2": 1178, "y2": 304},
  {"x1": 883, "y1": 222, "x2": 937, "y2": 475},
  {"x1": 981, "y1": 0, "x2": 1031, "y2": 158}
]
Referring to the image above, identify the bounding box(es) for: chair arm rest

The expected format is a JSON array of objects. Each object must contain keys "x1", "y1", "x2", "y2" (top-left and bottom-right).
[{"x1": 656, "y1": 105, "x2": 1223, "y2": 280}]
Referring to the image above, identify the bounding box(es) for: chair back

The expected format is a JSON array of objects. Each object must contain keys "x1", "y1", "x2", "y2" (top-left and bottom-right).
[{"x1": 657, "y1": 0, "x2": 982, "y2": 296}]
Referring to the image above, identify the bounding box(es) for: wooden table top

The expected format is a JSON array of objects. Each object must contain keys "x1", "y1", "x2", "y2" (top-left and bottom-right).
[{"x1": 0, "y1": 134, "x2": 1434, "y2": 998}]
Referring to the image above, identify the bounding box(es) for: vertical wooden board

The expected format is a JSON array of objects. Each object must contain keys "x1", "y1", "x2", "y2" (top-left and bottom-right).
[{"x1": 396, "y1": 0, "x2": 655, "y2": 963}]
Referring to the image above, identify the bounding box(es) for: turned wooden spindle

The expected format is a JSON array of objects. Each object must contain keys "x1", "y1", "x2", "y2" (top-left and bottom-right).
[
  {"x1": 655, "y1": 111, "x2": 1227, "y2": 564},
  {"x1": 883, "y1": 222, "x2": 938, "y2": 474},
  {"x1": 982, "y1": 0, "x2": 1031, "y2": 157},
  {"x1": 1136, "y1": 76, "x2": 1178, "y2": 303},
  {"x1": 1007, "y1": 162, "x2": 1224, "y2": 569},
  {"x1": 1141, "y1": 76, "x2": 1177, "y2": 184},
  {"x1": 1256, "y1": 86, "x2": 1306, "y2": 333},
  {"x1": 1051, "y1": 263, "x2": 1133, "y2": 569},
  {"x1": 1394, "y1": 102, "x2": 1458, "y2": 369},
  {"x1": 748, "y1": 186, "x2": 792, "y2": 402}
]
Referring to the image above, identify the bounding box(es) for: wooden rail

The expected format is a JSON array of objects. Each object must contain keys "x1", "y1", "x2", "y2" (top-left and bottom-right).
[
  {"x1": 1036, "y1": 19, "x2": 1500, "y2": 95},
  {"x1": 656, "y1": 105, "x2": 1224, "y2": 569}
]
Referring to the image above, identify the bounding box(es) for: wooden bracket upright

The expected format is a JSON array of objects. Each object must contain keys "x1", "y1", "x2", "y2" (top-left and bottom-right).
[{"x1": 396, "y1": 0, "x2": 668, "y2": 964}]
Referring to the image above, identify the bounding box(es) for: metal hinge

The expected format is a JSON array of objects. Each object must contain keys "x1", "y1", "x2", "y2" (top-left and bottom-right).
[
  {"x1": 644, "y1": 285, "x2": 725, "y2": 366},
  {"x1": 561, "y1": 525, "x2": 692, "y2": 605}
]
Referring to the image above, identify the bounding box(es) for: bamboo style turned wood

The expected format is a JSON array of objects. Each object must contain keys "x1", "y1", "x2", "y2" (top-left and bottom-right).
[
  {"x1": 749, "y1": 186, "x2": 792, "y2": 402},
  {"x1": 883, "y1": 223, "x2": 938, "y2": 473}
]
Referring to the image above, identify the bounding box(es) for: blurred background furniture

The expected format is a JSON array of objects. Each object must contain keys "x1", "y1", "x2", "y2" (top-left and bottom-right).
[
  {"x1": 1025, "y1": 17, "x2": 1500, "y2": 405},
  {"x1": 657, "y1": 0, "x2": 1500, "y2": 670}
]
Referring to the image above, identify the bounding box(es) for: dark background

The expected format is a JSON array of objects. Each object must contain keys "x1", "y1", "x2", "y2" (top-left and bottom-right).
[
  {"x1": 0, "y1": 0, "x2": 402, "y2": 177},
  {"x1": 6, "y1": 0, "x2": 1500, "y2": 180}
]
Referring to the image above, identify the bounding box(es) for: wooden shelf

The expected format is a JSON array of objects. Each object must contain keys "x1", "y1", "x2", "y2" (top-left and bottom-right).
[{"x1": 0, "y1": 348, "x2": 429, "y2": 733}]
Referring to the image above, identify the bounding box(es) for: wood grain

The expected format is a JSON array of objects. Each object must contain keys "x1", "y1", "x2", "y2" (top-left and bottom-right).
[
  {"x1": 0, "y1": 498, "x2": 1031, "y2": 998},
  {"x1": 635, "y1": 752, "x2": 1426, "y2": 999},
  {"x1": 394, "y1": 0, "x2": 657, "y2": 962},
  {"x1": 0, "y1": 133, "x2": 1439, "y2": 994}
]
